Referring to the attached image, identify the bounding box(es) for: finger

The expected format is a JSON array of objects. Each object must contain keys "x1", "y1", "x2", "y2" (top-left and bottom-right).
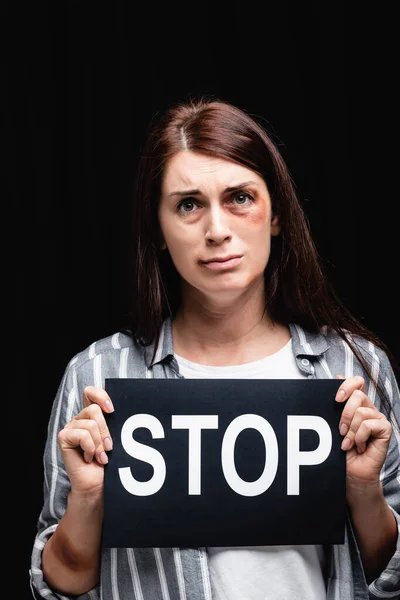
[
  {"x1": 341, "y1": 406, "x2": 381, "y2": 451},
  {"x1": 353, "y1": 417, "x2": 392, "y2": 454},
  {"x1": 73, "y1": 403, "x2": 113, "y2": 452},
  {"x1": 335, "y1": 376, "x2": 366, "y2": 403},
  {"x1": 58, "y1": 428, "x2": 97, "y2": 463},
  {"x1": 338, "y1": 389, "x2": 373, "y2": 438},
  {"x1": 64, "y1": 418, "x2": 106, "y2": 463},
  {"x1": 83, "y1": 386, "x2": 114, "y2": 413}
]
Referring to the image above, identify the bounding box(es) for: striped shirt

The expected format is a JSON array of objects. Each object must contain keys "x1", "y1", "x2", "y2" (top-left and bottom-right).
[{"x1": 30, "y1": 318, "x2": 400, "y2": 600}]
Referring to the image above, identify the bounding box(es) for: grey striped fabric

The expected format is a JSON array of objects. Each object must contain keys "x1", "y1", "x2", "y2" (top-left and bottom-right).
[{"x1": 30, "y1": 318, "x2": 400, "y2": 600}]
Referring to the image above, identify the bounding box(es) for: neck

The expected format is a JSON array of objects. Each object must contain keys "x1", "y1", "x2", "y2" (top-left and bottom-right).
[{"x1": 172, "y1": 284, "x2": 290, "y2": 366}]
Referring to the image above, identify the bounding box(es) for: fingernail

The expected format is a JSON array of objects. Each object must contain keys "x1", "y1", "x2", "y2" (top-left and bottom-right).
[
  {"x1": 105, "y1": 400, "x2": 114, "y2": 412},
  {"x1": 104, "y1": 437, "x2": 113, "y2": 451},
  {"x1": 335, "y1": 389, "x2": 346, "y2": 401},
  {"x1": 341, "y1": 437, "x2": 351, "y2": 451},
  {"x1": 339, "y1": 423, "x2": 348, "y2": 436},
  {"x1": 84, "y1": 452, "x2": 93, "y2": 464},
  {"x1": 100, "y1": 451, "x2": 109, "y2": 464}
]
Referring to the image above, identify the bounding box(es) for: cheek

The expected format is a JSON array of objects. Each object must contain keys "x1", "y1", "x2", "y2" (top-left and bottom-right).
[
  {"x1": 163, "y1": 227, "x2": 196, "y2": 272},
  {"x1": 165, "y1": 230, "x2": 193, "y2": 253},
  {"x1": 248, "y1": 202, "x2": 268, "y2": 226},
  {"x1": 159, "y1": 214, "x2": 186, "y2": 248},
  {"x1": 240, "y1": 203, "x2": 271, "y2": 236}
]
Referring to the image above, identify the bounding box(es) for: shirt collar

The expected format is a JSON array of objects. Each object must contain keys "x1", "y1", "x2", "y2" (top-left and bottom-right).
[
  {"x1": 289, "y1": 323, "x2": 330, "y2": 357},
  {"x1": 144, "y1": 317, "x2": 330, "y2": 369},
  {"x1": 144, "y1": 316, "x2": 175, "y2": 368}
]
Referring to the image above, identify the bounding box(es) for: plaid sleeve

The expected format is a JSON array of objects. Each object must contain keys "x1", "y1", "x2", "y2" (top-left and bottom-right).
[
  {"x1": 368, "y1": 352, "x2": 400, "y2": 599},
  {"x1": 29, "y1": 359, "x2": 99, "y2": 600}
]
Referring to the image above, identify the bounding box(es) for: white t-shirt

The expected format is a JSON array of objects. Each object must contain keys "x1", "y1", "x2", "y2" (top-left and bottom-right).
[{"x1": 175, "y1": 339, "x2": 327, "y2": 600}]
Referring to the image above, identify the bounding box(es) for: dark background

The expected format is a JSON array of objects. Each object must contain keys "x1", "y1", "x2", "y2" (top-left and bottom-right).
[{"x1": 8, "y1": 1, "x2": 398, "y2": 597}]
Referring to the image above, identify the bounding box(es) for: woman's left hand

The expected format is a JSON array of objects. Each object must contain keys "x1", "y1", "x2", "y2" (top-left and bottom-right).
[{"x1": 335, "y1": 376, "x2": 392, "y2": 491}]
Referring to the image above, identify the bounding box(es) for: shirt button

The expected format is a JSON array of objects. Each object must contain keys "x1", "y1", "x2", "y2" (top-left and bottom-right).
[{"x1": 301, "y1": 358, "x2": 310, "y2": 366}]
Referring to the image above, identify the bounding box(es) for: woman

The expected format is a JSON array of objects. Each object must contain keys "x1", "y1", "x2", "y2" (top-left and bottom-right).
[{"x1": 30, "y1": 98, "x2": 400, "y2": 600}]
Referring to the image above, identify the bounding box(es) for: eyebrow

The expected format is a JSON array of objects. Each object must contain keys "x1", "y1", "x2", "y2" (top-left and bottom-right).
[{"x1": 167, "y1": 181, "x2": 259, "y2": 198}]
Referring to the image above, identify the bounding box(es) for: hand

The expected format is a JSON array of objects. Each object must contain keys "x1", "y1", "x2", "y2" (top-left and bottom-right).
[
  {"x1": 335, "y1": 376, "x2": 392, "y2": 493},
  {"x1": 57, "y1": 386, "x2": 115, "y2": 495}
]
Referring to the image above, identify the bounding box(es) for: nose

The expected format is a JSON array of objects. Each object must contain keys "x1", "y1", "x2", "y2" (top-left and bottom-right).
[{"x1": 205, "y1": 205, "x2": 232, "y2": 245}]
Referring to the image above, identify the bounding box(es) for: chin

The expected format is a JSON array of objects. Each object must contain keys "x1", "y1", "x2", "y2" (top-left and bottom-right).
[{"x1": 200, "y1": 280, "x2": 256, "y2": 299}]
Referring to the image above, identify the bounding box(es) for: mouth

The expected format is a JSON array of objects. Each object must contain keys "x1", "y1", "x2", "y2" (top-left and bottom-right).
[{"x1": 200, "y1": 255, "x2": 243, "y2": 270}]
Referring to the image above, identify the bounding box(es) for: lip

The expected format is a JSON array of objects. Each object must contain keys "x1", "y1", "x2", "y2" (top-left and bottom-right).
[
  {"x1": 201, "y1": 255, "x2": 243, "y2": 270},
  {"x1": 201, "y1": 255, "x2": 243, "y2": 264}
]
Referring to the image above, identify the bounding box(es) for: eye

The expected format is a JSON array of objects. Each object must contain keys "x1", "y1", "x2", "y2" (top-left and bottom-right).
[
  {"x1": 177, "y1": 198, "x2": 198, "y2": 213},
  {"x1": 232, "y1": 192, "x2": 253, "y2": 205}
]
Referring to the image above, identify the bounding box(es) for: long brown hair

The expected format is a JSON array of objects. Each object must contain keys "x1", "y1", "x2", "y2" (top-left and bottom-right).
[{"x1": 126, "y1": 97, "x2": 398, "y2": 424}]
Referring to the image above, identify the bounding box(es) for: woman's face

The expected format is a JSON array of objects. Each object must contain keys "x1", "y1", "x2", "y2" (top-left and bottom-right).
[{"x1": 158, "y1": 151, "x2": 280, "y2": 305}]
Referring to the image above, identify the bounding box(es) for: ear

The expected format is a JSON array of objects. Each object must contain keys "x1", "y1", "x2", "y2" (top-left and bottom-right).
[{"x1": 271, "y1": 214, "x2": 281, "y2": 236}]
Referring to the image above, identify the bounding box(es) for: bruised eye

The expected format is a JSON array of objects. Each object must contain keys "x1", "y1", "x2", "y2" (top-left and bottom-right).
[
  {"x1": 176, "y1": 192, "x2": 253, "y2": 214},
  {"x1": 233, "y1": 192, "x2": 253, "y2": 205}
]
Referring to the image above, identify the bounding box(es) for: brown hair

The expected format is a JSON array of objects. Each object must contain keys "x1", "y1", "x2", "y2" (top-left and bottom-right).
[{"x1": 126, "y1": 97, "x2": 398, "y2": 424}]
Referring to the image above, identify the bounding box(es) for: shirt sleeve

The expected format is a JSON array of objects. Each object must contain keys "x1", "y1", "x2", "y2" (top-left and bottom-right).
[
  {"x1": 29, "y1": 359, "x2": 100, "y2": 600},
  {"x1": 368, "y1": 352, "x2": 400, "y2": 599}
]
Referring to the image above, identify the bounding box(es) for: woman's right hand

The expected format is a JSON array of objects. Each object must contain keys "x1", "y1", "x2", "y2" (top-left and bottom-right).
[{"x1": 57, "y1": 386, "x2": 115, "y2": 495}]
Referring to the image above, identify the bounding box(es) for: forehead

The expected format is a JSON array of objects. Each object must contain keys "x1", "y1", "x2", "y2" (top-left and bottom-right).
[{"x1": 162, "y1": 151, "x2": 265, "y2": 191}]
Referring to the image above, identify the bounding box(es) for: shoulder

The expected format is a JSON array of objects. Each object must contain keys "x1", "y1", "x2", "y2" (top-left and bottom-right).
[
  {"x1": 324, "y1": 327, "x2": 391, "y2": 370},
  {"x1": 64, "y1": 329, "x2": 146, "y2": 379},
  {"x1": 48, "y1": 330, "x2": 154, "y2": 420},
  {"x1": 291, "y1": 322, "x2": 393, "y2": 377},
  {"x1": 320, "y1": 328, "x2": 397, "y2": 394}
]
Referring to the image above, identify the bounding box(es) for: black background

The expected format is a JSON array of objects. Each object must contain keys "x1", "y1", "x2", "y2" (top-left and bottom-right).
[{"x1": 8, "y1": 1, "x2": 399, "y2": 597}]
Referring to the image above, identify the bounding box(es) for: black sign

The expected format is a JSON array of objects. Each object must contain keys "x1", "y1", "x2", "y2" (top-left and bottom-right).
[{"x1": 102, "y1": 378, "x2": 345, "y2": 548}]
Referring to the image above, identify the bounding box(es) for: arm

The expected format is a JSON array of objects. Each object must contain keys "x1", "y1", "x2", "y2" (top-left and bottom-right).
[
  {"x1": 30, "y1": 365, "x2": 114, "y2": 599},
  {"x1": 336, "y1": 361, "x2": 400, "y2": 592},
  {"x1": 42, "y1": 489, "x2": 103, "y2": 595},
  {"x1": 347, "y1": 481, "x2": 397, "y2": 583}
]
